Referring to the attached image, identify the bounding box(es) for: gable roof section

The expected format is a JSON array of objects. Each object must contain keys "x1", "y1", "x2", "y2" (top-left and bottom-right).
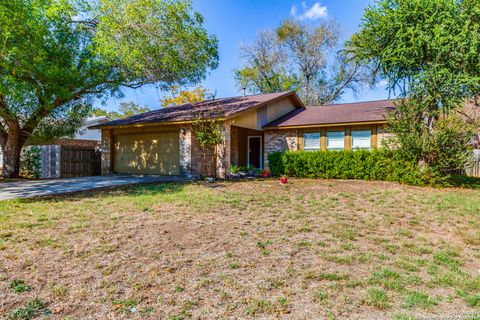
[
  {"x1": 264, "y1": 99, "x2": 397, "y2": 129},
  {"x1": 91, "y1": 91, "x2": 303, "y2": 129}
]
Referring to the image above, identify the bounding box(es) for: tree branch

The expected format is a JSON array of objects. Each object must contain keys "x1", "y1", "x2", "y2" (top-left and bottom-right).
[{"x1": 0, "y1": 94, "x2": 16, "y2": 122}]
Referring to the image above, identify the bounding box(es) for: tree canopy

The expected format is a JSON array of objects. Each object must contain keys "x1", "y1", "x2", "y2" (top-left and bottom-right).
[
  {"x1": 160, "y1": 85, "x2": 208, "y2": 107},
  {"x1": 93, "y1": 101, "x2": 151, "y2": 120},
  {"x1": 349, "y1": 0, "x2": 480, "y2": 110},
  {"x1": 0, "y1": 0, "x2": 218, "y2": 177}
]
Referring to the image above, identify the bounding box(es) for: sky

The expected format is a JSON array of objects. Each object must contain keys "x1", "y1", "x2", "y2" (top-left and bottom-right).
[{"x1": 96, "y1": 0, "x2": 390, "y2": 112}]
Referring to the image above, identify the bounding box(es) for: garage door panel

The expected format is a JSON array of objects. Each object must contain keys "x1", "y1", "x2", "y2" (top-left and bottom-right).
[{"x1": 114, "y1": 132, "x2": 179, "y2": 175}]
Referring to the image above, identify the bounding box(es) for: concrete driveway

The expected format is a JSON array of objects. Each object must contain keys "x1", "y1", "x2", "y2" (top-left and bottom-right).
[{"x1": 0, "y1": 175, "x2": 185, "y2": 201}]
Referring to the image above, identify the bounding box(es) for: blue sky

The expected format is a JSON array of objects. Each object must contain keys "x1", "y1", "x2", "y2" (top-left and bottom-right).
[{"x1": 97, "y1": 0, "x2": 389, "y2": 112}]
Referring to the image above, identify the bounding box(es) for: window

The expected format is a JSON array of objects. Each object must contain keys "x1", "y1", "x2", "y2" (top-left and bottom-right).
[
  {"x1": 351, "y1": 130, "x2": 371, "y2": 149},
  {"x1": 304, "y1": 133, "x2": 320, "y2": 151},
  {"x1": 326, "y1": 131, "x2": 345, "y2": 150}
]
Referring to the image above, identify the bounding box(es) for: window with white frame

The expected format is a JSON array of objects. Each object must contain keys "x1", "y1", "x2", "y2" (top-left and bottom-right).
[
  {"x1": 303, "y1": 132, "x2": 320, "y2": 151},
  {"x1": 326, "y1": 131, "x2": 345, "y2": 150},
  {"x1": 351, "y1": 130, "x2": 372, "y2": 149}
]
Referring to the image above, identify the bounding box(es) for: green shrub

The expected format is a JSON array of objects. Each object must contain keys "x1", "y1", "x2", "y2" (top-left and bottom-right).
[
  {"x1": 268, "y1": 152, "x2": 285, "y2": 177},
  {"x1": 268, "y1": 149, "x2": 430, "y2": 186}
]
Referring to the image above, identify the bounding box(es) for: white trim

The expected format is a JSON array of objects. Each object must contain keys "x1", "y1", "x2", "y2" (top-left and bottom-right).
[{"x1": 247, "y1": 135, "x2": 263, "y2": 170}]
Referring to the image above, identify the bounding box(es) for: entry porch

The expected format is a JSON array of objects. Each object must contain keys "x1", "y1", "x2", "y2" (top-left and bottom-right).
[{"x1": 230, "y1": 125, "x2": 264, "y2": 171}]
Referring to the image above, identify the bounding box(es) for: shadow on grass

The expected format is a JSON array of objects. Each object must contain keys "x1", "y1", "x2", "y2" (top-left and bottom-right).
[
  {"x1": 14, "y1": 182, "x2": 191, "y2": 204},
  {"x1": 445, "y1": 175, "x2": 480, "y2": 189}
]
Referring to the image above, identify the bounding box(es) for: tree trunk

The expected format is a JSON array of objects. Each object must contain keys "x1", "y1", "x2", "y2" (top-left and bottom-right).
[{"x1": 2, "y1": 130, "x2": 22, "y2": 178}]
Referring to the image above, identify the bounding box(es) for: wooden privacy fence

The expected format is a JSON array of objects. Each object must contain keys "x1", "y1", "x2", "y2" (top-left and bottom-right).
[
  {"x1": 61, "y1": 146, "x2": 101, "y2": 178},
  {"x1": 465, "y1": 150, "x2": 480, "y2": 178},
  {"x1": 34, "y1": 145, "x2": 101, "y2": 178}
]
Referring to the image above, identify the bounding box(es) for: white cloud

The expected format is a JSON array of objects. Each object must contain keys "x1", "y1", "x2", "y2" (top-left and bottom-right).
[
  {"x1": 290, "y1": 2, "x2": 328, "y2": 20},
  {"x1": 290, "y1": 5, "x2": 297, "y2": 16},
  {"x1": 303, "y1": 2, "x2": 328, "y2": 20}
]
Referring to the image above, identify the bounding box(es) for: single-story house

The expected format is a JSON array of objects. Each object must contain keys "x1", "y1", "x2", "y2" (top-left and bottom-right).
[{"x1": 91, "y1": 91, "x2": 395, "y2": 178}]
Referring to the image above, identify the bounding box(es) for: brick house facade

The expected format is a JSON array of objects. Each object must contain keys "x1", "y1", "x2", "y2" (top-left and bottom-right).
[{"x1": 93, "y1": 92, "x2": 393, "y2": 178}]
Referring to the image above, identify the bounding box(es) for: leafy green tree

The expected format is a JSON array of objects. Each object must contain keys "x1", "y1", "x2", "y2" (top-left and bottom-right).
[
  {"x1": 0, "y1": 0, "x2": 218, "y2": 177},
  {"x1": 192, "y1": 118, "x2": 223, "y2": 178},
  {"x1": 235, "y1": 20, "x2": 369, "y2": 105},
  {"x1": 160, "y1": 85, "x2": 208, "y2": 107},
  {"x1": 93, "y1": 102, "x2": 151, "y2": 120},
  {"x1": 387, "y1": 100, "x2": 475, "y2": 178},
  {"x1": 349, "y1": 0, "x2": 480, "y2": 175}
]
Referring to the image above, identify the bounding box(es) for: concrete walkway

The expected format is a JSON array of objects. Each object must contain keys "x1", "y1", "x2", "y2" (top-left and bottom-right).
[{"x1": 0, "y1": 175, "x2": 186, "y2": 201}]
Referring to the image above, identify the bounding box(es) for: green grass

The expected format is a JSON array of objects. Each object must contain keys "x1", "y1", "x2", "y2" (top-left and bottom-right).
[
  {"x1": 369, "y1": 268, "x2": 404, "y2": 291},
  {"x1": 402, "y1": 291, "x2": 438, "y2": 309},
  {"x1": 7, "y1": 298, "x2": 45, "y2": 320},
  {"x1": 446, "y1": 174, "x2": 480, "y2": 189},
  {"x1": 367, "y1": 288, "x2": 390, "y2": 309}
]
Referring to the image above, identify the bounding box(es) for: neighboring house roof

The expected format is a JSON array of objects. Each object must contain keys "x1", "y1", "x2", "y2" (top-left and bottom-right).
[
  {"x1": 76, "y1": 116, "x2": 109, "y2": 141},
  {"x1": 90, "y1": 91, "x2": 303, "y2": 129},
  {"x1": 264, "y1": 99, "x2": 397, "y2": 128}
]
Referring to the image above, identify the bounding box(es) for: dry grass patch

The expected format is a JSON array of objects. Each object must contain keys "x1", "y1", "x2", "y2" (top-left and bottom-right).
[{"x1": 0, "y1": 179, "x2": 479, "y2": 319}]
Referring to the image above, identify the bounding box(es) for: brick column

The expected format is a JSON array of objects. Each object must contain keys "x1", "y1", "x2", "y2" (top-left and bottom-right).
[
  {"x1": 230, "y1": 126, "x2": 239, "y2": 166},
  {"x1": 179, "y1": 126, "x2": 192, "y2": 177},
  {"x1": 216, "y1": 122, "x2": 231, "y2": 178},
  {"x1": 101, "y1": 129, "x2": 113, "y2": 175}
]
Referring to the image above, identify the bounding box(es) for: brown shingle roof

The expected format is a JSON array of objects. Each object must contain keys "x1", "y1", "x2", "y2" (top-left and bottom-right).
[
  {"x1": 264, "y1": 99, "x2": 397, "y2": 128},
  {"x1": 91, "y1": 91, "x2": 303, "y2": 128}
]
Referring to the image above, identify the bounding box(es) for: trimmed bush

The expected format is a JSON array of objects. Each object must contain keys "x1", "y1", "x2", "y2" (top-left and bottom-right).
[
  {"x1": 268, "y1": 151, "x2": 285, "y2": 177},
  {"x1": 268, "y1": 149, "x2": 428, "y2": 186}
]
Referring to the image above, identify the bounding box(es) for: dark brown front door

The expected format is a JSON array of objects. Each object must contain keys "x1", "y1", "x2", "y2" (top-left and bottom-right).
[{"x1": 248, "y1": 136, "x2": 262, "y2": 169}]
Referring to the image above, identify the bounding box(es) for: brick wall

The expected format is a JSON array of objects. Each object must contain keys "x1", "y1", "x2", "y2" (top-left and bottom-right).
[
  {"x1": 377, "y1": 125, "x2": 391, "y2": 148},
  {"x1": 217, "y1": 123, "x2": 231, "y2": 178},
  {"x1": 53, "y1": 138, "x2": 100, "y2": 148},
  {"x1": 191, "y1": 129, "x2": 212, "y2": 177},
  {"x1": 191, "y1": 122, "x2": 230, "y2": 178},
  {"x1": 101, "y1": 129, "x2": 112, "y2": 175},
  {"x1": 179, "y1": 126, "x2": 192, "y2": 177},
  {"x1": 230, "y1": 126, "x2": 239, "y2": 166},
  {"x1": 264, "y1": 129, "x2": 298, "y2": 169}
]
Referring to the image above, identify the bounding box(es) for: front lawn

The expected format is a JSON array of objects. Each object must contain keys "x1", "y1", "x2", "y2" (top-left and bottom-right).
[{"x1": 0, "y1": 180, "x2": 479, "y2": 319}]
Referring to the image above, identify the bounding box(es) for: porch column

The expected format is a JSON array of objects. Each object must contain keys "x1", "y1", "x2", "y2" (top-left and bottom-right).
[
  {"x1": 216, "y1": 122, "x2": 231, "y2": 178},
  {"x1": 101, "y1": 129, "x2": 113, "y2": 175},
  {"x1": 179, "y1": 126, "x2": 192, "y2": 177}
]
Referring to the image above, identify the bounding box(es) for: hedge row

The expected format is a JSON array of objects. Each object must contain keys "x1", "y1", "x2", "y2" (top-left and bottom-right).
[{"x1": 268, "y1": 150, "x2": 429, "y2": 186}]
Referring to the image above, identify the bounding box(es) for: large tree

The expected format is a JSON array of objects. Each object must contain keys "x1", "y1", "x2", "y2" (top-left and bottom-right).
[
  {"x1": 234, "y1": 30, "x2": 298, "y2": 95},
  {"x1": 235, "y1": 20, "x2": 369, "y2": 105},
  {"x1": 0, "y1": 0, "x2": 218, "y2": 178},
  {"x1": 349, "y1": 0, "x2": 480, "y2": 174}
]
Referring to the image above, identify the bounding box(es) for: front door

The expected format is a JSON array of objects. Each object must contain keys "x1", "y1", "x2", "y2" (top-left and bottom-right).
[{"x1": 248, "y1": 136, "x2": 262, "y2": 169}]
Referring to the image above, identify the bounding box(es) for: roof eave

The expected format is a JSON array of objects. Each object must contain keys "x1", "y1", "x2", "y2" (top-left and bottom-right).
[
  {"x1": 89, "y1": 118, "x2": 227, "y2": 130},
  {"x1": 263, "y1": 120, "x2": 387, "y2": 130}
]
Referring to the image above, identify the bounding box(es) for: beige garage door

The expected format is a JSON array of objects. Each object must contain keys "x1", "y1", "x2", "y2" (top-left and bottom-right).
[{"x1": 114, "y1": 132, "x2": 180, "y2": 175}]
